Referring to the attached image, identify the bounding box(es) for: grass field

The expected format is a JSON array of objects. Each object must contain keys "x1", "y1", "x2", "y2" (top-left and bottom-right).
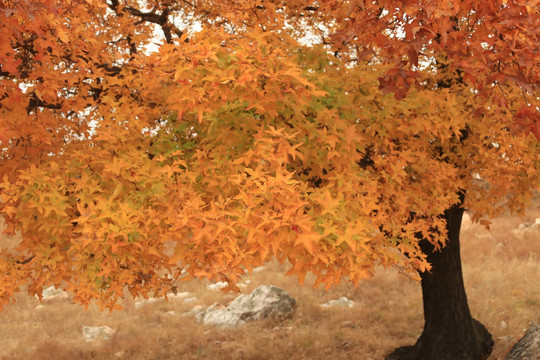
[{"x1": 0, "y1": 199, "x2": 539, "y2": 360}]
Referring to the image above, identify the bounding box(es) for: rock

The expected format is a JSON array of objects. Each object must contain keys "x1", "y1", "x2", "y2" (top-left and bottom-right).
[
  {"x1": 82, "y1": 326, "x2": 115, "y2": 342},
  {"x1": 504, "y1": 322, "x2": 540, "y2": 360},
  {"x1": 501, "y1": 321, "x2": 508, "y2": 329},
  {"x1": 197, "y1": 285, "x2": 297, "y2": 327},
  {"x1": 337, "y1": 340, "x2": 352, "y2": 350},
  {"x1": 252, "y1": 266, "x2": 266, "y2": 273},
  {"x1": 168, "y1": 291, "x2": 193, "y2": 299},
  {"x1": 197, "y1": 303, "x2": 236, "y2": 325},
  {"x1": 342, "y1": 320, "x2": 357, "y2": 328},
  {"x1": 321, "y1": 296, "x2": 354, "y2": 308},
  {"x1": 134, "y1": 297, "x2": 157, "y2": 309},
  {"x1": 207, "y1": 281, "x2": 228, "y2": 290},
  {"x1": 39, "y1": 286, "x2": 69, "y2": 302},
  {"x1": 129, "y1": 291, "x2": 194, "y2": 310},
  {"x1": 512, "y1": 221, "x2": 540, "y2": 238},
  {"x1": 183, "y1": 296, "x2": 197, "y2": 303},
  {"x1": 238, "y1": 279, "x2": 251, "y2": 289}
]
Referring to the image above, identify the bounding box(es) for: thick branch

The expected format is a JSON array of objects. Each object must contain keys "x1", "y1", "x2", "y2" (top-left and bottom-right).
[
  {"x1": 26, "y1": 92, "x2": 62, "y2": 113},
  {"x1": 107, "y1": 0, "x2": 185, "y2": 44},
  {"x1": 15, "y1": 255, "x2": 35, "y2": 265}
]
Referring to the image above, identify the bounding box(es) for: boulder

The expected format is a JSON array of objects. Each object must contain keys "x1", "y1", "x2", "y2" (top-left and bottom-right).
[
  {"x1": 82, "y1": 326, "x2": 115, "y2": 342},
  {"x1": 504, "y1": 322, "x2": 540, "y2": 360},
  {"x1": 197, "y1": 285, "x2": 297, "y2": 327}
]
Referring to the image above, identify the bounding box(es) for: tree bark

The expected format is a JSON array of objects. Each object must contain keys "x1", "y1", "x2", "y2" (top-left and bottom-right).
[{"x1": 386, "y1": 204, "x2": 494, "y2": 360}]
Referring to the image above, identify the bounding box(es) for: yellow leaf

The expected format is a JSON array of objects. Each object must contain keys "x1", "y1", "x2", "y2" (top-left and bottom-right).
[
  {"x1": 168, "y1": 244, "x2": 183, "y2": 264},
  {"x1": 110, "y1": 184, "x2": 123, "y2": 201}
]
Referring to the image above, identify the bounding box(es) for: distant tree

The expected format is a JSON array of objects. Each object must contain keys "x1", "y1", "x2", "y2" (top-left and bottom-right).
[{"x1": 0, "y1": 1, "x2": 538, "y2": 359}]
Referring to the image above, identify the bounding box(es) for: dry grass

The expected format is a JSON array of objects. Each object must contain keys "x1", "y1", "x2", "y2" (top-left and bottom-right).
[{"x1": 0, "y1": 199, "x2": 539, "y2": 360}]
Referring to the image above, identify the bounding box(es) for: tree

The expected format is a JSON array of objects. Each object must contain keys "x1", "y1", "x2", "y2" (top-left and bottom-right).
[{"x1": 0, "y1": 1, "x2": 538, "y2": 359}]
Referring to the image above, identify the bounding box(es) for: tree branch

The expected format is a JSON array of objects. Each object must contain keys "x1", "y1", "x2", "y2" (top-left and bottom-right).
[
  {"x1": 16, "y1": 255, "x2": 35, "y2": 265},
  {"x1": 107, "y1": 1, "x2": 186, "y2": 44}
]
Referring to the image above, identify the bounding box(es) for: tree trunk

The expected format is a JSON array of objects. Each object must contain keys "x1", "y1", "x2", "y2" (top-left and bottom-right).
[{"x1": 386, "y1": 204, "x2": 494, "y2": 360}]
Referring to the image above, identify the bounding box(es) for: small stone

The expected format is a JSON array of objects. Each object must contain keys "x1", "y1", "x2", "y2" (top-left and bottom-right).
[
  {"x1": 238, "y1": 279, "x2": 251, "y2": 289},
  {"x1": 252, "y1": 266, "x2": 266, "y2": 273},
  {"x1": 169, "y1": 291, "x2": 193, "y2": 299},
  {"x1": 342, "y1": 320, "x2": 356, "y2": 328},
  {"x1": 207, "y1": 282, "x2": 228, "y2": 290},
  {"x1": 82, "y1": 326, "x2": 115, "y2": 342},
  {"x1": 501, "y1": 321, "x2": 508, "y2": 329},
  {"x1": 134, "y1": 297, "x2": 157, "y2": 309},
  {"x1": 337, "y1": 340, "x2": 352, "y2": 350},
  {"x1": 321, "y1": 297, "x2": 354, "y2": 308},
  {"x1": 39, "y1": 286, "x2": 70, "y2": 302}
]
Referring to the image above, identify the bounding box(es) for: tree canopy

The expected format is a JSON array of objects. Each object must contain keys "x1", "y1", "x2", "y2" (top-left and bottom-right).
[{"x1": 0, "y1": 0, "x2": 538, "y2": 311}]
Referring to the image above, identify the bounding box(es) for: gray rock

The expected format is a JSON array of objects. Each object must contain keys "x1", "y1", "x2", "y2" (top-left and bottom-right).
[
  {"x1": 504, "y1": 322, "x2": 540, "y2": 360},
  {"x1": 82, "y1": 326, "x2": 115, "y2": 342},
  {"x1": 197, "y1": 285, "x2": 296, "y2": 327}
]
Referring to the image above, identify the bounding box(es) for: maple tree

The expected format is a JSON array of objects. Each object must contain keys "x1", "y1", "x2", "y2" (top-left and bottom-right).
[{"x1": 0, "y1": 0, "x2": 539, "y2": 359}]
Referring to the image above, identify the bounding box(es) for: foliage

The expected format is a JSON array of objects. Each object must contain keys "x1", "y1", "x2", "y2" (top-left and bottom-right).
[{"x1": 0, "y1": 0, "x2": 538, "y2": 310}]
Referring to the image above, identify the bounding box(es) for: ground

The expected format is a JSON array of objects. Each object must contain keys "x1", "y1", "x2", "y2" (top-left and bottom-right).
[{"x1": 0, "y1": 198, "x2": 539, "y2": 360}]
